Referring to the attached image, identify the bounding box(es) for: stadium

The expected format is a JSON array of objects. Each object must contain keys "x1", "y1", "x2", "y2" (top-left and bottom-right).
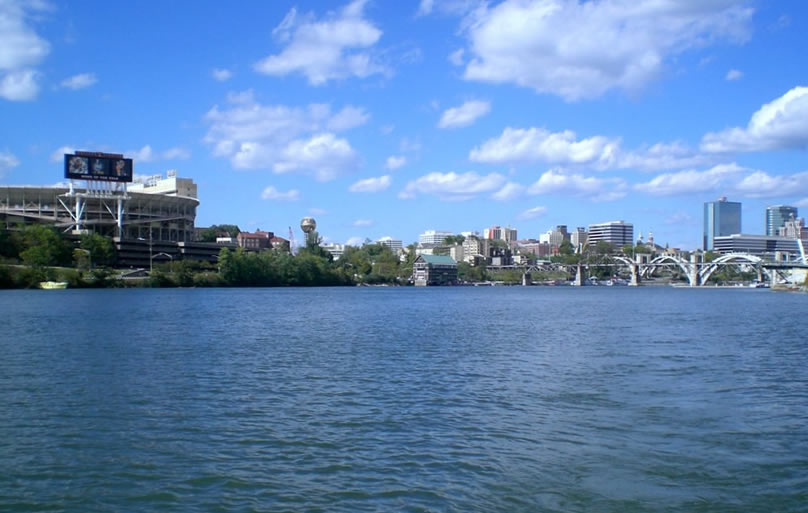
[{"x1": 1, "y1": 156, "x2": 223, "y2": 267}]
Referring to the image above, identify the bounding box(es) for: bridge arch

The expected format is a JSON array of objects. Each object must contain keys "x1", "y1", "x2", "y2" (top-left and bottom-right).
[
  {"x1": 700, "y1": 253, "x2": 764, "y2": 283},
  {"x1": 640, "y1": 254, "x2": 691, "y2": 279}
]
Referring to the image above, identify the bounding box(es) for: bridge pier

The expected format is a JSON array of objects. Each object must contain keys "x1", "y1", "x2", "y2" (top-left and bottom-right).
[
  {"x1": 522, "y1": 272, "x2": 530, "y2": 286},
  {"x1": 573, "y1": 264, "x2": 584, "y2": 286},
  {"x1": 689, "y1": 254, "x2": 701, "y2": 287},
  {"x1": 629, "y1": 264, "x2": 641, "y2": 286}
]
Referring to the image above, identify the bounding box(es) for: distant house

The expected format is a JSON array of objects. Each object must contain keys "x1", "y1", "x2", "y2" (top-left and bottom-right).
[
  {"x1": 413, "y1": 254, "x2": 457, "y2": 286},
  {"x1": 270, "y1": 236, "x2": 290, "y2": 252},
  {"x1": 236, "y1": 230, "x2": 274, "y2": 250}
]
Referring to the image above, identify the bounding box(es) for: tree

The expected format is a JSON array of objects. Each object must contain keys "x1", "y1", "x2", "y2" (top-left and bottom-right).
[
  {"x1": 0, "y1": 229, "x2": 21, "y2": 259},
  {"x1": 19, "y1": 226, "x2": 70, "y2": 267},
  {"x1": 199, "y1": 224, "x2": 241, "y2": 242},
  {"x1": 621, "y1": 243, "x2": 634, "y2": 256},
  {"x1": 443, "y1": 234, "x2": 466, "y2": 245},
  {"x1": 458, "y1": 261, "x2": 487, "y2": 282},
  {"x1": 595, "y1": 241, "x2": 613, "y2": 255},
  {"x1": 80, "y1": 233, "x2": 116, "y2": 267},
  {"x1": 558, "y1": 239, "x2": 574, "y2": 256}
]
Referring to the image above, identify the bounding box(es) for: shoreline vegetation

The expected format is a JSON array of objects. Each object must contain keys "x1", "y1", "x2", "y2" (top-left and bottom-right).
[{"x1": 2, "y1": 226, "x2": 805, "y2": 290}]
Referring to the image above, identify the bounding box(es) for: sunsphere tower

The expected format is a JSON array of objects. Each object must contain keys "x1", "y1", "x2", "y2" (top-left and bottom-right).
[{"x1": 300, "y1": 217, "x2": 318, "y2": 246}]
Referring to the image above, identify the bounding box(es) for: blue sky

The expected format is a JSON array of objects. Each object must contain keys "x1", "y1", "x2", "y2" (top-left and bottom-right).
[{"x1": 1, "y1": 0, "x2": 807, "y2": 249}]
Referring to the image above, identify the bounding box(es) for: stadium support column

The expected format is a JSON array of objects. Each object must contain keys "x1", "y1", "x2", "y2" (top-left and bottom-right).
[
  {"x1": 116, "y1": 197, "x2": 123, "y2": 237},
  {"x1": 75, "y1": 195, "x2": 83, "y2": 232}
]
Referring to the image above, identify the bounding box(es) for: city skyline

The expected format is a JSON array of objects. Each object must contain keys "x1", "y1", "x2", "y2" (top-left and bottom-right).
[{"x1": 1, "y1": 1, "x2": 807, "y2": 250}]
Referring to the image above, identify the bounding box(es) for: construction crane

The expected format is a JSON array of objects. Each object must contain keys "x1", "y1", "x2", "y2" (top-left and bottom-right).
[{"x1": 288, "y1": 226, "x2": 297, "y2": 255}]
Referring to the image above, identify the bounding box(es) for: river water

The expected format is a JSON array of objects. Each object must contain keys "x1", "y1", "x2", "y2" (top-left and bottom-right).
[{"x1": 1, "y1": 287, "x2": 806, "y2": 512}]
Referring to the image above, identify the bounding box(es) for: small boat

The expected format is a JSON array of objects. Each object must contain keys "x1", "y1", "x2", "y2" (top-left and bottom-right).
[{"x1": 39, "y1": 281, "x2": 68, "y2": 289}]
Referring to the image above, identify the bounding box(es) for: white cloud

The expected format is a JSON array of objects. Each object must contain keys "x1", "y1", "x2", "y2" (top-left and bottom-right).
[
  {"x1": 254, "y1": 0, "x2": 386, "y2": 85},
  {"x1": 49, "y1": 145, "x2": 75, "y2": 162},
  {"x1": 326, "y1": 105, "x2": 370, "y2": 131},
  {"x1": 353, "y1": 218, "x2": 373, "y2": 226},
  {"x1": 124, "y1": 145, "x2": 192, "y2": 163},
  {"x1": 471, "y1": 128, "x2": 715, "y2": 172},
  {"x1": 59, "y1": 73, "x2": 97, "y2": 90},
  {"x1": 438, "y1": 100, "x2": 491, "y2": 129},
  {"x1": 212, "y1": 68, "x2": 232, "y2": 81},
  {"x1": 794, "y1": 198, "x2": 808, "y2": 208},
  {"x1": 416, "y1": 0, "x2": 434, "y2": 17},
  {"x1": 272, "y1": 133, "x2": 358, "y2": 182},
  {"x1": 0, "y1": 69, "x2": 40, "y2": 101},
  {"x1": 310, "y1": 207, "x2": 328, "y2": 215},
  {"x1": 204, "y1": 94, "x2": 363, "y2": 179},
  {"x1": 261, "y1": 186, "x2": 300, "y2": 201},
  {"x1": 617, "y1": 141, "x2": 714, "y2": 172},
  {"x1": 399, "y1": 137, "x2": 421, "y2": 153},
  {"x1": 385, "y1": 155, "x2": 406, "y2": 170},
  {"x1": 0, "y1": 150, "x2": 20, "y2": 178},
  {"x1": 726, "y1": 69, "x2": 743, "y2": 81},
  {"x1": 448, "y1": 48, "x2": 464, "y2": 66},
  {"x1": 0, "y1": 0, "x2": 50, "y2": 101},
  {"x1": 527, "y1": 168, "x2": 626, "y2": 202},
  {"x1": 399, "y1": 171, "x2": 505, "y2": 201},
  {"x1": 470, "y1": 127, "x2": 618, "y2": 168},
  {"x1": 460, "y1": 0, "x2": 752, "y2": 101},
  {"x1": 733, "y1": 171, "x2": 808, "y2": 198},
  {"x1": 162, "y1": 147, "x2": 191, "y2": 160},
  {"x1": 346, "y1": 236, "x2": 364, "y2": 246},
  {"x1": 491, "y1": 181, "x2": 524, "y2": 201},
  {"x1": 517, "y1": 206, "x2": 547, "y2": 220},
  {"x1": 225, "y1": 89, "x2": 254, "y2": 104},
  {"x1": 665, "y1": 212, "x2": 695, "y2": 225},
  {"x1": 128, "y1": 145, "x2": 155, "y2": 162},
  {"x1": 349, "y1": 174, "x2": 391, "y2": 193},
  {"x1": 633, "y1": 163, "x2": 744, "y2": 196},
  {"x1": 701, "y1": 86, "x2": 808, "y2": 153}
]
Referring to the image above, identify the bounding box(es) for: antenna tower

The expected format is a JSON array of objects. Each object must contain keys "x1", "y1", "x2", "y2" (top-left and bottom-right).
[{"x1": 288, "y1": 226, "x2": 296, "y2": 255}]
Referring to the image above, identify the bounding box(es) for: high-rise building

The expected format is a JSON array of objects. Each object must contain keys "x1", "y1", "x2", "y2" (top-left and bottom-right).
[
  {"x1": 703, "y1": 197, "x2": 741, "y2": 251},
  {"x1": 713, "y1": 234, "x2": 799, "y2": 256},
  {"x1": 779, "y1": 217, "x2": 806, "y2": 238},
  {"x1": 462, "y1": 236, "x2": 489, "y2": 263},
  {"x1": 570, "y1": 227, "x2": 588, "y2": 251},
  {"x1": 587, "y1": 221, "x2": 634, "y2": 247},
  {"x1": 321, "y1": 243, "x2": 345, "y2": 260},
  {"x1": 766, "y1": 205, "x2": 798, "y2": 236},
  {"x1": 539, "y1": 227, "x2": 565, "y2": 248},
  {"x1": 418, "y1": 230, "x2": 453, "y2": 245},
  {"x1": 483, "y1": 225, "x2": 517, "y2": 242},
  {"x1": 376, "y1": 236, "x2": 403, "y2": 254}
]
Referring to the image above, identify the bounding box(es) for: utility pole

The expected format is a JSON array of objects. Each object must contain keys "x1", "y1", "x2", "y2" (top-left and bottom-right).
[{"x1": 149, "y1": 229, "x2": 153, "y2": 274}]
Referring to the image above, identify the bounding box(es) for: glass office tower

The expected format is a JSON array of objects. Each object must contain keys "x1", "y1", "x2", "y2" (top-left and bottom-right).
[
  {"x1": 765, "y1": 205, "x2": 798, "y2": 236},
  {"x1": 704, "y1": 197, "x2": 741, "y2": 251}
]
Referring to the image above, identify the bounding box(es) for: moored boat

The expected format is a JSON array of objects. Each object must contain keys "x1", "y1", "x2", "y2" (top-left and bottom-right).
[{"x1": 39, "y1": 281, "x2": 68, "y2": 290}]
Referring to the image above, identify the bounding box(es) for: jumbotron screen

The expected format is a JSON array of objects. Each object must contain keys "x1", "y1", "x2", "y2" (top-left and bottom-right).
[{"x1": 64, "y1": 152, "x2": 133, "y2": 183}]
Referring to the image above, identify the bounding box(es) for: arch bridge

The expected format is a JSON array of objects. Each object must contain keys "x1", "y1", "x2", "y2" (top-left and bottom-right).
[{"x1": 487, "y1": 251, "x2": 807, "y2": 287}]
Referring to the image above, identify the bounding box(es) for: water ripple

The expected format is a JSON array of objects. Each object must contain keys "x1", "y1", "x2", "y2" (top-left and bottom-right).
[{"x1": 1, "y1": 287, "x2": 807, "y2": 512}]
